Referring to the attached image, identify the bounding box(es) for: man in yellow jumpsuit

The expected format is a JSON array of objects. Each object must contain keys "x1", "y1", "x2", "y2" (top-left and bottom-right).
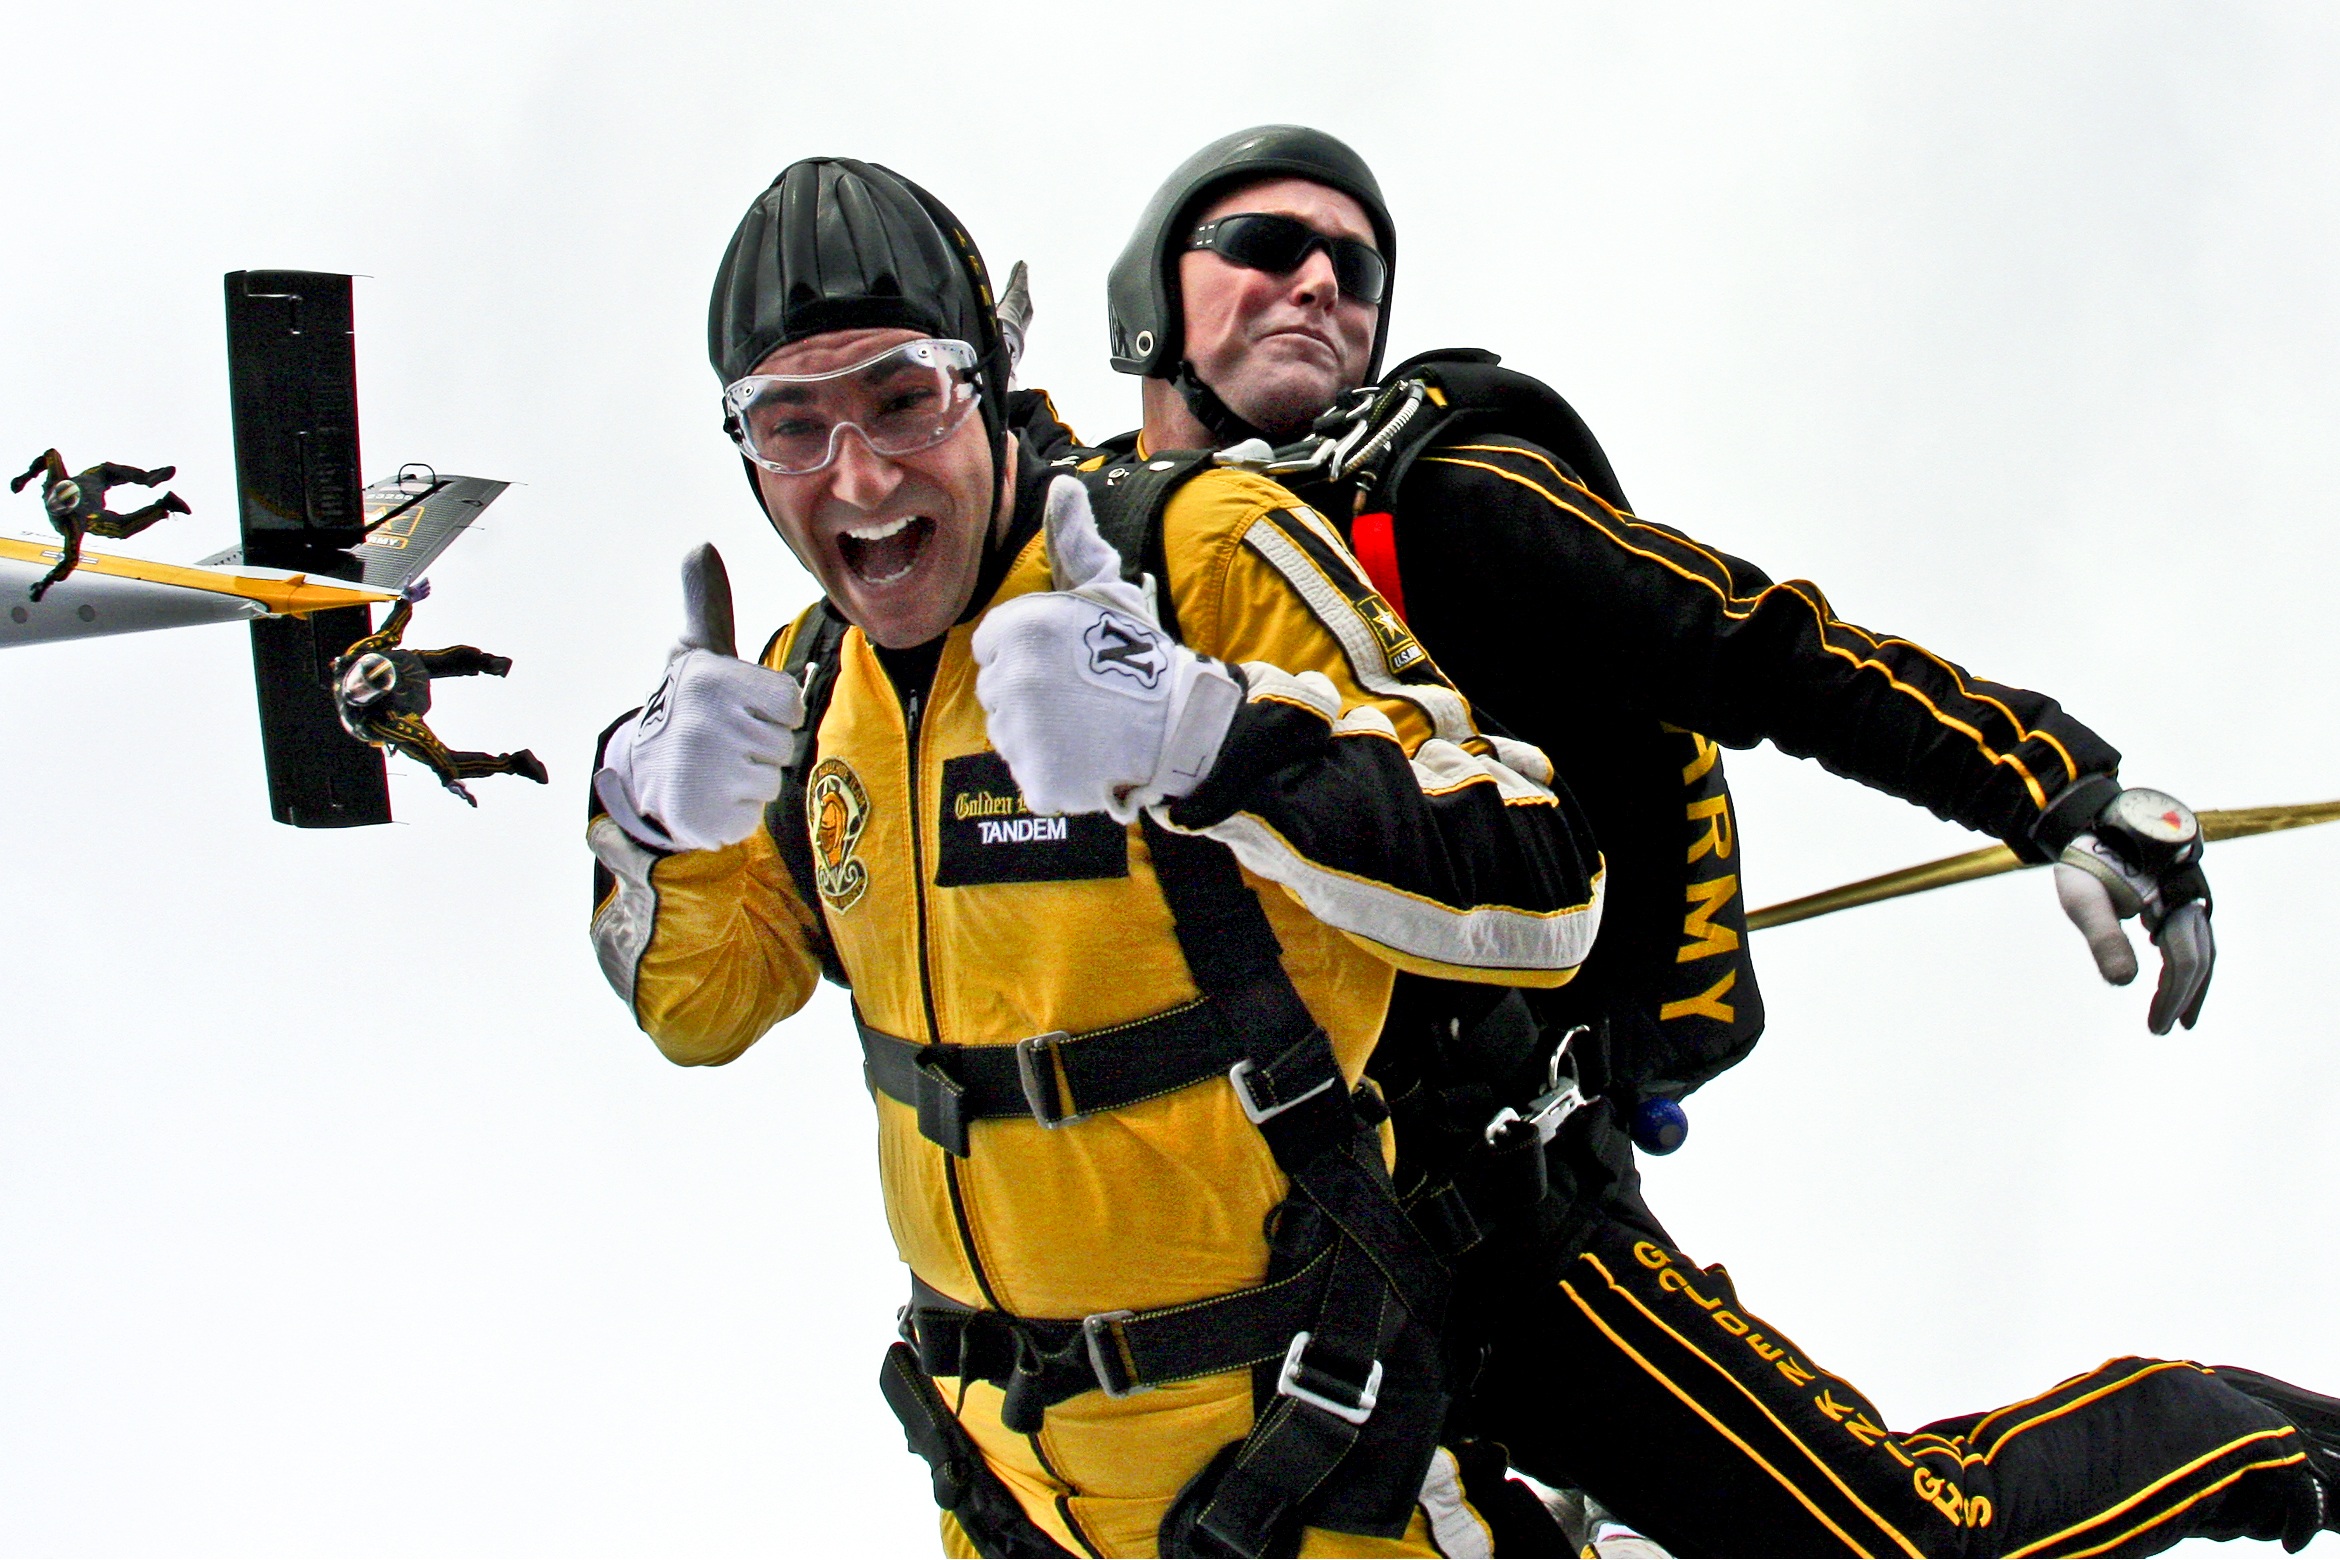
[{"x1": 586, "y1": 158, "x2": 1607, "y2": 1556}]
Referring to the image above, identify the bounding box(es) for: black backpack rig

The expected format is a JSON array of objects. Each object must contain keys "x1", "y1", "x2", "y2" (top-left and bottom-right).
[
  {"x1": 1249, "y1": 345, "x2": 1633, "y2": 514},
  {"x1": 1032, "y1": 350, "x2": 1764, "y2": 1256}
]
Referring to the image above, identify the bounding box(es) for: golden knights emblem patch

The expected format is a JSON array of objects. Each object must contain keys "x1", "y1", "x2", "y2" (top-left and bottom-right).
[{"x1": 807, "y1": 756, "x2": 872, "y2": 912}]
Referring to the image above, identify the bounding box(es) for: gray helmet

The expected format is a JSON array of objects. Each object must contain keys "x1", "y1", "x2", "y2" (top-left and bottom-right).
[
  {"x1": 708, "y1": 158, "x2": 1008, "y2": 432},
  {"x1": 1107, "y1": 125, "x2": 1395, "y2": 384}
]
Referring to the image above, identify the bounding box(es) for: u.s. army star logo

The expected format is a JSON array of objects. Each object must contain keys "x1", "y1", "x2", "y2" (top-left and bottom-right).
[
  {"x1": 807, "y1": 757, "x2": 872, "y2": 912},
  {"x1": 1359, "y1": 591, "x2": 1427, "y2": 673}
]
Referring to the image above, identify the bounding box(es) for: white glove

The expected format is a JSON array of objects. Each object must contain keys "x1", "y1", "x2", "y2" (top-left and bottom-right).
[
  {"x1": 971, "y1": 477, "x2": 1242, "y2": 823},
  {"x1": 594, "y1": 544, "x2": 806, "y2": 852},
  {"x1": 2051, "y1": 786, "x2": 2215, "y2": 1035}
]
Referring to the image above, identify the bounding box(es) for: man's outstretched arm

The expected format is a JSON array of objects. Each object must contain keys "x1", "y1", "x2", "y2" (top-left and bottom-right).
[
  {"x1": 10, "y1": 450, "x2": 62, "y2": 493},
  {"x1": 1398, "y1": 436, "x2": 2209, "y2": 1028}
]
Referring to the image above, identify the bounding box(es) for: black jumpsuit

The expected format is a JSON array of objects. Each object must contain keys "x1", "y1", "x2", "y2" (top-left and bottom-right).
[
  {"x1": 10, "y1": 448, "x2": 186, "y2": 600},
  {"x1": 332, "y1": 599, "x2": 541, "y2": 802},
  {"x1": 1324, "y1": 431, "x2": 2337, "y2": 1556}
]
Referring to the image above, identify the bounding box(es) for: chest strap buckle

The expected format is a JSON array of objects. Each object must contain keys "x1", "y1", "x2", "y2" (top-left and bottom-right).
[
  {"x1": 1276, "y1": 1331, "x2": 1382, "y2": 1426},
  {"x1": 1080, "y1": 1310, "x2": 1151, "y2": 1399},
  {"x1": 1228, "y1": 1057, "x2": 1338, "y2": 1126},
  {"x1": 1015, "y1": 1032, "x2": 1082, "y2": 1128}
]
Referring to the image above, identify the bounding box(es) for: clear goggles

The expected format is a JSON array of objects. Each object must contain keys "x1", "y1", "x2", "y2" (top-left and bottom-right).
[{"x1": 723, "y1": 337, "x2": 981, "y2": 475}]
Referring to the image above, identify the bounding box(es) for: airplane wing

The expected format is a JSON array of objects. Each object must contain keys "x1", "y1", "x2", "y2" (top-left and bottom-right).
[
  {"x1": 0, "y1": 537, "x2": 397, "y2": 648},
  {"x1": 350, "y1": 471, "x2": 509, "y2": 589},
  {"x1": 195, "y1": 468, "x2": 511, "y2": 591}
]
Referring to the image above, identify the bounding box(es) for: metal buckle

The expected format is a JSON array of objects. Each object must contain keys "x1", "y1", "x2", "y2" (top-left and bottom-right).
[
  {"x1": 1015, "y1": 1031, "x2": 1081, "y2": 1128},
  {"x1": 1228, "y1": 1059, "x2": 1337, "y2": 1127},
  {"x1": 1233, "y1": 387, "x2": 1375, "y2": 477},
  {"x1": 1251, "y1": 380, "x2": 1425, "y2": 485},
  {"x1": 1483, "y1": 1024, "x2": 1597, "y2": 1149},
  {"x1": 1081, "y1": 1310, "x2": 1151, "y2": 1399},
  {"x1": 1332, "y1": 381, "x2": 1428, "y2": 482},
  {"x1": 1276, "y1": 1331, "x2": 1381, "y2": 1426}
]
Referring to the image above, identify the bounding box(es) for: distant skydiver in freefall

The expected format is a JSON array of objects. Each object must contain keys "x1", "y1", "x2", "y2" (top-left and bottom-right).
[
  {"x1": 9, "y1": 448, "x2": 190, "y2": 602},
  {"x1": 331, "y1": 579, "x2": 547, "y2": 806}
]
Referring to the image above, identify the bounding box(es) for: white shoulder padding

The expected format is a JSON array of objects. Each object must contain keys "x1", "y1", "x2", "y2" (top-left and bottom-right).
[
  {"x1": 1240, "y1": 661, "x2": 1342, "y2": 720},
  {"x1": 589, "y1": 816, "x2": 664, "y2": 1011}
]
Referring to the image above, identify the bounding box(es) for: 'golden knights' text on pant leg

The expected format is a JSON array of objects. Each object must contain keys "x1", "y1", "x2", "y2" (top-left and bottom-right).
[{"x1": 1476, "y1": 1219, "x2": 2325, "y2": 1556}]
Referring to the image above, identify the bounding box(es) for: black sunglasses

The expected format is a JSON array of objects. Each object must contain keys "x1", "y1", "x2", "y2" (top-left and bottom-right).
[{"x1": 1186, "y1": 213, "x2": 1388, "y2": 306}]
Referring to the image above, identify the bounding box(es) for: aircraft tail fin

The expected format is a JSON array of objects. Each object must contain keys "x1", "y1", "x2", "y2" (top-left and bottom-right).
[
  {"x1": 248, "y1": 608, "x2": 391, "y2": 828},
  {"x1": 225, "y1": 269, "x2": 392, "y2": 826}
]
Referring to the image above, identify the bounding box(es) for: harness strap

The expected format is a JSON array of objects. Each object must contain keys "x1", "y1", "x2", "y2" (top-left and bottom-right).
[
  {"x1": 1073, "y1": 449, "x2": 1217, "y2": 639},
  {"x1": 1232, "y1": 1027, "x2": 1450, "y2": 1328},
  {"x1": 1136, "y1": 818, "x2": 1453, "y2": 1552},
  {"x1": 904, "y1": 1250, "x2": 1338, "y2": 1434},
  {"x1": 855, "y1": 994, "x2": 1263, "y2": 1158},
  {"x1": 1143, "y1": 819, "x2": 1450, "y2": 1327},
  {"x1": 1398, "y1": 1178, "x2": 1486, "y2": 1259},
  {"x1": 1167, "y1": 1238, "x2": 1431, "y2": 1556},
  {"x1": 766, "y1": 603, "x2": 851, "y2": 985}
]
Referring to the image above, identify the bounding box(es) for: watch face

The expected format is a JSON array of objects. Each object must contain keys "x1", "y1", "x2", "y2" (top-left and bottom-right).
[{"x1": 2111, "y1": 787, "x2": 2198, "y2": 845}]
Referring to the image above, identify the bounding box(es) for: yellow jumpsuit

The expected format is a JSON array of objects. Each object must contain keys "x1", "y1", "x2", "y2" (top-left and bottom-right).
[{"x1": 589, "y1": 465, "x2": 1604, "y2": 1556}]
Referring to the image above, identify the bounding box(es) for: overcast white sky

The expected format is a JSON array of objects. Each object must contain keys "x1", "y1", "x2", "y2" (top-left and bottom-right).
[{"x1": 4, "y1": 3, "x2": 2338, "y2": 1555}]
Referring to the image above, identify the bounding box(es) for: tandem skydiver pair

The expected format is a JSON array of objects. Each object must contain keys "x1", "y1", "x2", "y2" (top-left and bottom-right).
[{"x1": 584, "y1": 138, "x2": 2331, "y2": 1557}]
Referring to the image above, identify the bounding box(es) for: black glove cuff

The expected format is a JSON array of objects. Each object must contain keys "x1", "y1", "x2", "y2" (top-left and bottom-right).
[
  {"x1": 2026, "y1": 774, "x2": 2123, "y2": 861},
  {"x1": 1166, "y1": 665, "x2": 1290, "y2": 830},
  {"x1": 2156, "y1": 862, "x2": 2212, "y2": 918}
]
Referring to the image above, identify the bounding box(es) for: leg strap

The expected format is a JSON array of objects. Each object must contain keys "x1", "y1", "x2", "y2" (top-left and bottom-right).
[
  {"x1": 1162, "y1": 1239, "x2": 1446, "y2": 1555},
  {"x1": 877, "y1": 1342, "x2": 1071, "y2": 1558}
]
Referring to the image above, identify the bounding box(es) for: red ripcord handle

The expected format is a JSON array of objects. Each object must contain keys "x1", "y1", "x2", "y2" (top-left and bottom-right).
[{"x1": 1349, "y1": 511, "x2": 1407, "y2": 622}]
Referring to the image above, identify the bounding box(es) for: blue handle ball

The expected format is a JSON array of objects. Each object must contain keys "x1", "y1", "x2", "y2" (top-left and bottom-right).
[{"x1": 1632, "y1": 1097, "x2": 1689, "y2": 1156}]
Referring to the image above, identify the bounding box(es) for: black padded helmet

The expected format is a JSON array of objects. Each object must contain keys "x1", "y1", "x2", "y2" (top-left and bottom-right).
[
  {"x1": 708, "y1": 157, "x2": 1013, "y2": 524},
  {"x1": 708, "y1": 157, "x2": 1008, "y2": 430},
  {"x1": 1107, "y1": 126, "x2": 1395, "y2": 386}
]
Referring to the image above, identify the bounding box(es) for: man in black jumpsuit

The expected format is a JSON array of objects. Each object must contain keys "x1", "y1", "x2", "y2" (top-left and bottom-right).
[
  {"x1": 10, "y1": 447, "x2": 190, "y2": 601},
  {"x1": 1053, "y1": 126, "x2": 2339, "y2": 1555},
  {"x1": 330, "y1": 580, "x2": 547, "y2": 806}
]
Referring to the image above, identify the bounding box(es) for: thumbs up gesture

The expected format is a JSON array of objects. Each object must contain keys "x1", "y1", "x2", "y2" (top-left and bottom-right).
[
  {"x1": 593, "y1": 543, "x2": 807, "y2": 852},
  {"x1": 971, "y1": 477, "x2": 1242, "y2": 823}
]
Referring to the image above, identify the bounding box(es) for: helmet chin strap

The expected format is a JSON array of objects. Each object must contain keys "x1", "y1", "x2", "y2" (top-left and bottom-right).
[{"x1": 1173, "y1": 360, "x2": 1271, "y2": 449}]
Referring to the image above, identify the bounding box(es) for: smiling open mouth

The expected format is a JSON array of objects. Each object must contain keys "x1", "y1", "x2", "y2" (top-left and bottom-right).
[{"x1": 839, "y1": 515, "x2": 935, "y2": 586}]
